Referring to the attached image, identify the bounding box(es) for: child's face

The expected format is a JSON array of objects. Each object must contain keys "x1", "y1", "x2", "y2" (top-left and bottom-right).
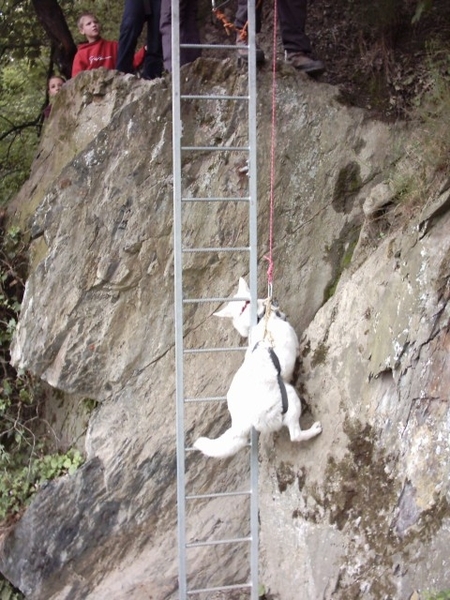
[
  {"x1": 48, "y1": 77, "x2": 64, "y2": 96},
  {"x1": 79, "y1": 15, "x2": 100, "y2": 42}
]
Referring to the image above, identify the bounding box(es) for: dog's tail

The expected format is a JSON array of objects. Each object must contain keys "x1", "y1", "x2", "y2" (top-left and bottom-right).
[{"x1": 193, "y1": 428, "x2": 249, "y2": 458}]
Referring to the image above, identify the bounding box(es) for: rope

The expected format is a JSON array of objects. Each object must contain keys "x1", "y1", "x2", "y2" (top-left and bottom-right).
[
  {"x1": 262, "y1": 297, "x2": 274, "y2": 346},
  {"x1": 213, "y1": 8, "x2": 238, "y2": 37},
  {"x1": 213, "y1": 0, "x2": 279, "y2": 324},
  {"x1": 266, "y1": 0, "x2": 278, "y2": 300},
  {"x1": 212, "y1": 0, "x2": 264, "y2": 41}
]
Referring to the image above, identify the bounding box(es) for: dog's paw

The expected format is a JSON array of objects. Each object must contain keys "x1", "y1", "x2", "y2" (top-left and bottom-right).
[{"x1": 311, "y1": 421, "x2": 322, "y2": 435}]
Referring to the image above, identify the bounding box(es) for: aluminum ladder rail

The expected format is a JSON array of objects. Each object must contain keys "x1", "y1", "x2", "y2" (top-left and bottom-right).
[{"x1": 171, "y1": 1, "x2": 259, "y2": 597}]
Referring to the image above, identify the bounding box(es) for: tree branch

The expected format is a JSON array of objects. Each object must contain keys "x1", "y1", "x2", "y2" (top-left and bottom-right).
[
  {"x1": 0, "y1": 117, "x2": 42, "y2": 143},
  {"x1": 31, "y1": 0, "x2": 77, "y2": 79}
]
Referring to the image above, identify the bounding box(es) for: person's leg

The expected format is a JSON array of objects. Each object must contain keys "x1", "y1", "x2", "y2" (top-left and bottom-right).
[
  {"x1": 160, "y1": 0, "x2": 201, "y2": 72},
  {"x1": 117, "y1": 0, "x2": 146, "y2": 73},
  {"x1": 234, "y1": 0, "x2": 263, "y2": 33},
  {"x1": 180, "y1": 0, "x2": 201, "y2": 67},
  {"x1": 277, "y1": 0, "x2": 311, "y2": 54},
  {"x1": 278, "y1": 0, "x2": 325, "y2": 74},
  {"x1": 234, "y1": 0, "x2": 265, "y2": 63},
  {"x1": 143, "y1": 0, "x2": 163, "y2": 78},
  {"x1": 159, "y1": 0, "x2": 172, "y2": 71}
]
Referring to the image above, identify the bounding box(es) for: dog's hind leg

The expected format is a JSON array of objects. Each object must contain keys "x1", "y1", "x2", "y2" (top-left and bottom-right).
[{"x1": 284, "y1": 386, "x2": 322, "y2": 442}]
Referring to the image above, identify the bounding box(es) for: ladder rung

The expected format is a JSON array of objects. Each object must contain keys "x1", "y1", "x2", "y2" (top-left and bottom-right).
[
  {"x1": 186, "y1": 442, "x2": 250, "y2": 453},
  {"x1": 182, "y1": 246, "x2": 250, "y2": 253},
  {"x1": 187, "y1": 536, "x2": 251, "y2": 549},
  {"x1": 182, "y1": 196, "x2": 250, "y2": 202},
  {"x1": 180, "y1": 43, "x2": 244, "y2": 50},
  {"x1": 183, "y1": 295, "x2": 249, "y2": 304},
  {"x1": 186, "y1": 490, "x2": 251, "y2": 500},
  {"x1": 181, "y1": 94, "x2": 249, "y2": 101},
  {"x1": 184, "y1": 346, "x2": 245, "y2": 354},
  {"x1": 187, "y1": 582, "x2": 251, "y2": 595},
  {"x1": 181, "y1": 146, "x2": 249, "y2": 152},
  {"x1": 184, "y1": 396, "x2": 226, "y2": 403}
]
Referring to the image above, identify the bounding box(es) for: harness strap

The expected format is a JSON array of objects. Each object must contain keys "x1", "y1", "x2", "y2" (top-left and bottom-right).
[
  {"x1": 253, "y1": 342, "x2": 288, "y2": 415},
  {"x1": 267, "y1": 348, "x2": 289, "y2": 415}
]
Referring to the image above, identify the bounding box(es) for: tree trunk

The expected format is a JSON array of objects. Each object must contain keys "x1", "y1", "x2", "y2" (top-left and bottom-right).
[{"x1": 31, "y1": 0, "x2": 77, "y2": 79}]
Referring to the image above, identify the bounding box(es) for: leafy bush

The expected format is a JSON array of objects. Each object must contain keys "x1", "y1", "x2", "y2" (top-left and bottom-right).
[
  {"x1": 0, "y1": 62, "x2": 45, "y2": 207},
  {"x1": 413, "y1": 50, "x2": 450, "y2": 173},
  {"x1": 0, "y1": 446, "x2": 84, "y2": 522},
  {"x1": 425, "y1": 591, "x2": 450, "y2": 600},
  {"x1": 389, "y1": 51, "x2": 450, "y2": 211},
  {"x1": 0, "y1": 225, "x2": 84, "y2": 527},
  {"x1": 0, "y1": 574, "x2": 23, "y2": 599}
]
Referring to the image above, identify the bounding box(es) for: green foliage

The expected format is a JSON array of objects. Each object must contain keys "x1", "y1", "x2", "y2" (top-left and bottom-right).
[
  {"x1": 392, "y1": 53, "x2": 450, "y2": 210},
  {"x1": 0, "y1": 60, "x2": 47, "y2": 206},
  {"x1": 82, "y1": 397, "x2": 99, "y2": 413},
  {"x1": 354, "y1": 0, "x2": 404, "y2": 36},
  {"x1": 425, "y1": 591, "x2": 450, "y2": 600},
  {"x1": 0, "y1": 1, "x2": 54, "y2": 205},
  {"x1": 0, "y1": 574, "x2": 24, "y2": 600},
  {"x1": 347, "y1": 0, "x2": 434, "y2": 37},
  {"x1": 0, "y1": 0, "x2": 126, "y2": 207},
  {"x1": 412, "y1": 0, "x2": 434, "y2": 23},
  {"x1": 0, "y1": 226, "x2": 27, "y2": 353},
  {"x1": 389, "y1": 50, "x2": 450, "y2": 210},
  {"x1": 0, "y1": 0, "x2": 44, "y2": 64},
  {"x1": 0, "y1": 226, "x2": 84, "y2": 526},
  {"x1": 413, "y1": 50, "x2": 450, "y2": 172},
  {"x1": 0, "y1": 447, "x2": 84, "y2": 522}
]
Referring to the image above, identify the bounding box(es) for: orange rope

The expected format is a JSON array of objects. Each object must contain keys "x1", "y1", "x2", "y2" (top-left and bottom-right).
[
  {"x1": 213, "y1": 8, "x2": 238, "y2": 37},
  {"x1": 212, "y1": 0, "x2": 263, "y2": 41}
]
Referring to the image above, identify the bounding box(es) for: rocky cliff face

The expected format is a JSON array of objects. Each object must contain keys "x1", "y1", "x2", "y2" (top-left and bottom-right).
[{"x1": 1, "y1": 61, "x2": 449, "y2": 599}]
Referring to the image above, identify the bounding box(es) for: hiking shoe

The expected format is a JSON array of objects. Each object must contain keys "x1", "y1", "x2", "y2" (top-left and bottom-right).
[
  {"x1": 284, "y1": 51, "x2": 325, "y2": 76},
  {"x1": 236, "y1": 34, "x2": 265, "y2": 64}
]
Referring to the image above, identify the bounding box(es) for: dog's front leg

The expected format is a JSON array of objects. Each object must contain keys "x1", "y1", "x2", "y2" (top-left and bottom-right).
[{"x1": 290, "y1": 420, "x2": 322, "y2": 442}]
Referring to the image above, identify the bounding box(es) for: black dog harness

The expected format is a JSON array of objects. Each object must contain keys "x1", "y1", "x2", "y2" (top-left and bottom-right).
[{"x1": 253, "y1": 342, "x2": 289, "y2": 414}]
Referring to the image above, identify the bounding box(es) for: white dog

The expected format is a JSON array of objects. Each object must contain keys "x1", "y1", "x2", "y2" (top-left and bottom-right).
[
  {"x1": 193, "y1": 280, "x2": 322, "y2": 458},
  {"x1": 213, "y1": 277, "x2": 299, "y2": 383}
]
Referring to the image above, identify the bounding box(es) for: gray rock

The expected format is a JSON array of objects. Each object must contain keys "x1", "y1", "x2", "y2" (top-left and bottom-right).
[{"x1": 2, "y1": 62, "x2": 449, "y2": 599}]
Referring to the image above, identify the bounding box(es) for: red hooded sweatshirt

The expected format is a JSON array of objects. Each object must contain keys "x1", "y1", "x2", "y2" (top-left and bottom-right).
[{"x1": 72, "y1": 38, "x2": 145, "y2": 77}]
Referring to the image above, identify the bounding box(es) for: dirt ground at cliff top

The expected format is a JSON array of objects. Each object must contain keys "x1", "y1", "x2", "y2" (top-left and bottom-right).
[
  {"x1": 202, "y1": 0, "x2": 450, "y2": 121},
  {"x1": 308, "y1": 0, "x2": 450, "y2": 119}
]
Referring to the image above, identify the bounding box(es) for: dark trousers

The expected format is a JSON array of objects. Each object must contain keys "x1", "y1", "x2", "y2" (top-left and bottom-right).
[
  {"x1": 160, "y1": 0, "x2": 201, "y2": 72},
  {"x1": 235, "y1": 0, "x2": 312, "y2": 54},
  {"x1": 117, "y1": 0, "x2": 163, "y2": 79}
]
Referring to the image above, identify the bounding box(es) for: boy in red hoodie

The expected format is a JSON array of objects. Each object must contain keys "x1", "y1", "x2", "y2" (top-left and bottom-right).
[{"x1": 72, "y1": 12, "x2": 145, "y2": 77}]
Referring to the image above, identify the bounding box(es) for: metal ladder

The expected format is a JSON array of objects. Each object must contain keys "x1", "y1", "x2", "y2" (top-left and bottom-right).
[{"x1": 171, "y1": 1, "x2": 259, "y2": 597}]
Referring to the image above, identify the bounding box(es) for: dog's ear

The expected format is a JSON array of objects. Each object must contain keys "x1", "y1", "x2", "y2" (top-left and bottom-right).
[
  {"x1": 237, "y1": 277, "x2": 250, "y2": 297},
  {"x1": 213, "y1": 305, "x2": 234, "y2": 318}
]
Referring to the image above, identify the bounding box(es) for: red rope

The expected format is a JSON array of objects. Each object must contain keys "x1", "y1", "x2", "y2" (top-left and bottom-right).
[
  {"x1": 266, "y1": 1, "x2": 278, "y2": 299},
  {"x1": 214, "y1": 1, "x2": 278, "y2": 298}
]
